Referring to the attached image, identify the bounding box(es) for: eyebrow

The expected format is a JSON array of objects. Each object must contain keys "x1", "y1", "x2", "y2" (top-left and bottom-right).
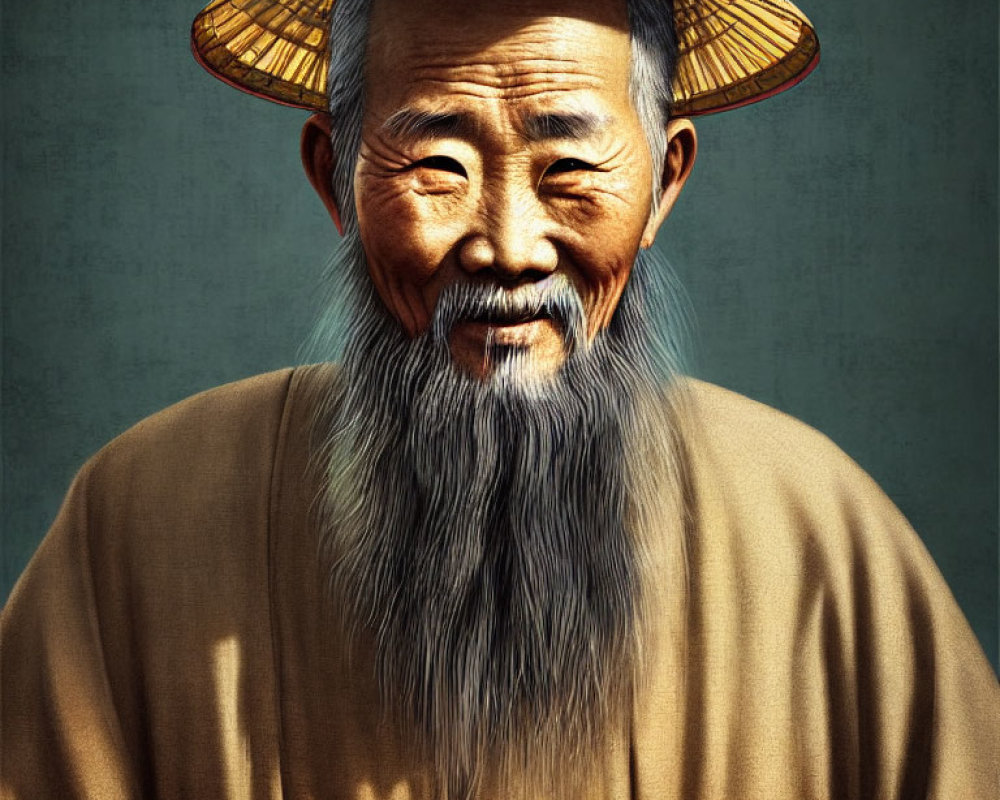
[
  {"x1": 522, "y1": 111, "x2": 610, "y2": 142},
  {"x1": 381, "y1": 109, "x2": 477, "y2": 142},
  {"x1": 381, "y1": 108, "x2": 610, "y2": 143}
]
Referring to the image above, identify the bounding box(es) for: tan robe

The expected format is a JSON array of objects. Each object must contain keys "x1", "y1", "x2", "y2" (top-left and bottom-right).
[{"x1": 2, "y1": 365, "x2": 997, "y2": 799}]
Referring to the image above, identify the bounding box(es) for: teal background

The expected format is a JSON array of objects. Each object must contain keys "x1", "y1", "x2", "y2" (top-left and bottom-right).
[{"x1": 2, "y1": 1, "x2": 997, "y2": 670}]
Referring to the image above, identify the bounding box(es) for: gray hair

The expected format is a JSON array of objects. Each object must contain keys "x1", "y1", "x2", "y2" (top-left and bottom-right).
[
  {"x1": 626, "y1": 0, "x2": 678, "y2": 203},
  {"x1": 325, "y1": 0, "x2": 677, "y2": 228},
  {"x1": 315, "y1": 232, "x2": 688, "y2": 798}
]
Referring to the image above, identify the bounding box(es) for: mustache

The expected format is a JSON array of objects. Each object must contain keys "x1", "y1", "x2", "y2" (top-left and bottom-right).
[{"x1": 429, "y1": 275, "x2": 588, "y2": 354}]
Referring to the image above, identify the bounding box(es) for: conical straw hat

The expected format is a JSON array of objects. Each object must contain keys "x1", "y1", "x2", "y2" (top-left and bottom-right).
[{"x1": 191, "y1": 0, "x2": 819, "y2": 116}]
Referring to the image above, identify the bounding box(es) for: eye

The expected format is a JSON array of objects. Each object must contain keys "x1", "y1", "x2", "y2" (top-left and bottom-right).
[
  {"x1": 545, "y1": 158, "x2": 596, "y2": 175},
  {"x1": 410, "y1": 155, "x2": 467, "y2": 177}
]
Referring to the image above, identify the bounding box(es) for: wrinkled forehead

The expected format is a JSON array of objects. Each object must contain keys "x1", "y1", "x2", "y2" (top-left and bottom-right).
[{"x1": 364, "y1": 0, "x2": 633, "y2": 110}]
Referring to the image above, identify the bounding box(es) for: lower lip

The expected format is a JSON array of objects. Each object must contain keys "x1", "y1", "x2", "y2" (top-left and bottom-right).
[{"x1": 452, "y1": 318, "x2": 558, "y2": 349}]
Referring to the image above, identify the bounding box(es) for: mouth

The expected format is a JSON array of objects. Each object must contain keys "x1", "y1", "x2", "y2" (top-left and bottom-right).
[
  {"x1": 432, "y1": 278, "x2": 582, "y2": 378},
  {"x1": 449, "y1": 312, "x2": 564, "y2": 361},
  {"x1": 457, "y1": 308, "x2": 561, "y2": 348},
  {"x1": 462, "y1": 308, "x2": 553, "y2": 328}
]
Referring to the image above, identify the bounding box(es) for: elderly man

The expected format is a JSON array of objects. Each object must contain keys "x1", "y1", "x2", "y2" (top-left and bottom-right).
[{"x1": 2, "y1": 0, "x2": 997, "y2": 797}]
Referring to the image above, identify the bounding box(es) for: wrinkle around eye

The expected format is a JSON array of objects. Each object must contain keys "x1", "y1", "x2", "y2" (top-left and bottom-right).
[
  {"x1": 538, "y1": 169, "x2": 603, "y2": 202},
  {"x1": 544, "y1": 157, "x2": 597, "y2": 175},
  {"x1": 402, "y1": 155, "x2": 468, "y2": 178}
]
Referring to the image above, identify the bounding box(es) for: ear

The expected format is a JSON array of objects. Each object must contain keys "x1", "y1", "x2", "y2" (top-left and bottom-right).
[
  {"x1": 641, "y1": 117, "x2": 698, "y2": 248},
  {"x1": 301, "y1": 112, "x2": 344, "y2": 235}
]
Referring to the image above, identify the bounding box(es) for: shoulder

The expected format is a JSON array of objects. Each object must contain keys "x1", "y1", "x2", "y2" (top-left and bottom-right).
[
  {"x1": 677, "y1": 378, "x2": 890, "y2": 523},
  {"x1": 664, "y1": 390, "x2": 1000, "y2": 795},
  {"x1": 681, "y1": 378, "x2": 862, "y2": 478},
  {"x1": 69, "y1": 365, "x2": 334, "y2": 550},
  {"x1": 90, "y1": 367, "x2": 296, "y2": 477},
  {"x1": 8, "y1": 365, "x2": 336, "y2": 622},
  {"x1": 83, "y1": 365, "x2": 335, "y2": 488},
  {"x1": 672, "y1": 378, "x2": 940, "y2": 607},
  {"x1": 673, "y1": 380, "x2": 991, "y2": 663}
]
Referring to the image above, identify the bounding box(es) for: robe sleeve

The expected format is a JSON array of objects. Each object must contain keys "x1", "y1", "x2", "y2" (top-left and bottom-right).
[
  {"x1": 666, "y1": 381, "x2": 1000, "y2": 800},
  {"x1": 822, "y1": 476, "x2": 1000, "y2": 799},
  {"x1": 3, "y1": 369, "x2": 293, "y2": 800},
  {"x1": 2, "y1": 458, "x2": 141, "y2": 799}
]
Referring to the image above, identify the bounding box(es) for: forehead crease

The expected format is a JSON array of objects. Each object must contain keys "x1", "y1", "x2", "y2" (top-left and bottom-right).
[
  {"x1": 398, "y1": 79, "x2": 604, "y2": 106},
  {"x1": 394, "y1": 18, "x2": 596, "y2": 59},
  {"x1": 402, "y1": 39, "x2": 581, "y2": 68},
  {"x1": 386, "y1": 20, "x2": 623, "y2": 77},
  {"x1": 405, "y1": 55, "x2": 604, "y2": 89},
  {"x1": 365, "y1": 8, "x2": 634, "y2": 110},
  {"x1": 379, "y1": 61, "x2": 608, "y2": 112}
]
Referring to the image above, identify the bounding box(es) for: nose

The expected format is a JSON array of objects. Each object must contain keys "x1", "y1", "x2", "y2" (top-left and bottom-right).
[{"x1": 458, "y1": 186, "x2": 558, "y2": 283}]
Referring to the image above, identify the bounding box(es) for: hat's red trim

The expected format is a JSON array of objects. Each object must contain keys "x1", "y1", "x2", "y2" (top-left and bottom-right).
[
  {"x1": 190, "y1": 28, "x2": 318, "y2": 111},
  {"x1": 681, "y1": 45, "x2": 821, "y2": 117}
]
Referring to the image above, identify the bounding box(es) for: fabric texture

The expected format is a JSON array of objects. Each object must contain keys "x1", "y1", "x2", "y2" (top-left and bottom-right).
[{"x1": 2, "y1": 364, "x2": 997, "y2": 799}]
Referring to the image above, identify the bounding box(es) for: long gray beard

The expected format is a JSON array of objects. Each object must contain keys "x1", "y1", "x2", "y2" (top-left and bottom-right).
[{"x1": 312, "y1": 232, "x2": 688, "y2": 799}]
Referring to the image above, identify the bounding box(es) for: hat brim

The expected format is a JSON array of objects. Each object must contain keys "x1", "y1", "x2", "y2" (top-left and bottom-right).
[{"x1": 191, "y1": 0, "x2": 819, "y2": 116}]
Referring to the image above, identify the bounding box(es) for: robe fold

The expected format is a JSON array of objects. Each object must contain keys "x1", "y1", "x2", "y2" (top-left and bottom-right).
[{"x1": 3, "y1": 364, "x2": 997, "y2": 798}]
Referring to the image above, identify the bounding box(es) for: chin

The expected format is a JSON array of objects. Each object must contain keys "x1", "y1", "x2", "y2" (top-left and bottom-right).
[{"x1": 452, "y1": 346, "x2": 566, "y2": 388}]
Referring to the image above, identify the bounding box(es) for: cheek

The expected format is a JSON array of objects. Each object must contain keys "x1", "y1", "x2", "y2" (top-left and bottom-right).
[
  {"x1": 583, "y1": 249, "x2": 635, "y2": 337},
  {"x1": 566, "y1": 196, "x2": 649, "y2": 336},
  {"x1": 356, "y1": 178, "x2": 468, "y2": 334}
]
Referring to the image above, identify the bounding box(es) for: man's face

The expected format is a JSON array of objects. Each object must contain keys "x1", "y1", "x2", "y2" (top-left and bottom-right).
[{"x1": 353, "y1": 0, "x2": 664, "y2": 378}]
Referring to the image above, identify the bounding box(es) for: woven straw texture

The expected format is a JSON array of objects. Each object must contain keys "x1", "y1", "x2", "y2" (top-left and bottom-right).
[{"x1": 191, "y1": 0, "x2": 818, "y2": 115}]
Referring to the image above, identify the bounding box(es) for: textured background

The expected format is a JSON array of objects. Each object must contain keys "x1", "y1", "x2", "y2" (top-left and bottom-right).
[{"x1": 2, "y1": 0, "x2": 997, "y2": 669}]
